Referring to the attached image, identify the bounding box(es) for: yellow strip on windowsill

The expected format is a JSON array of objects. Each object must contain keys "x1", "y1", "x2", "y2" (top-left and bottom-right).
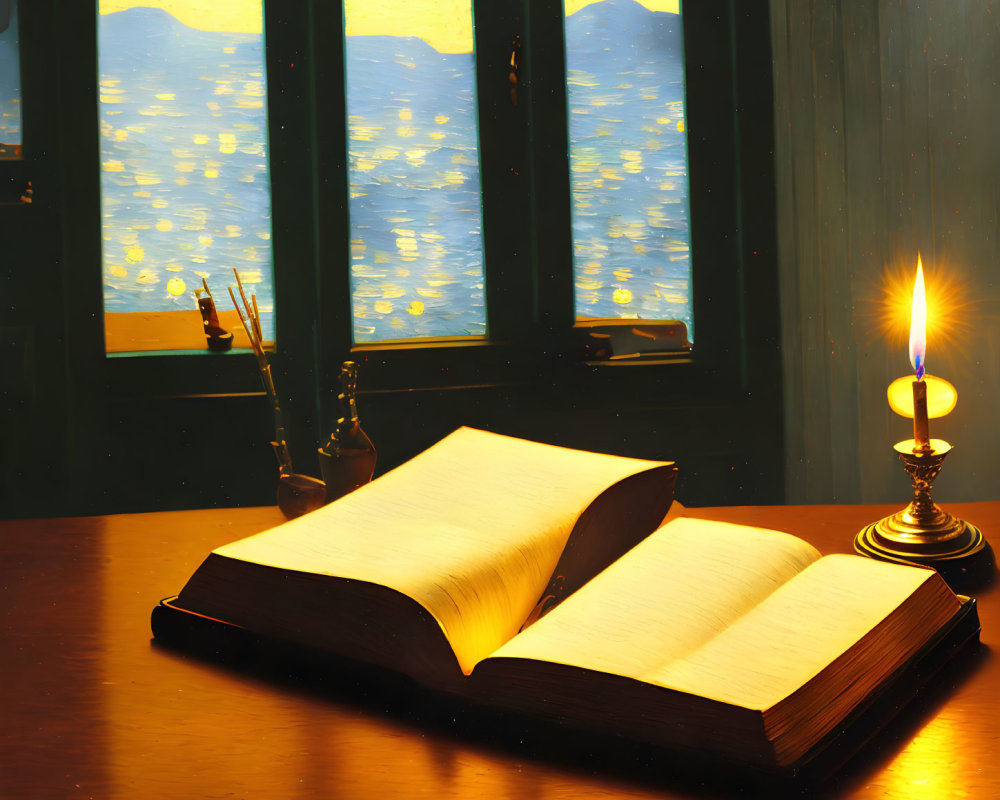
[{"x1": 105, "y1": 310, "x2": 255, "y2": 353}]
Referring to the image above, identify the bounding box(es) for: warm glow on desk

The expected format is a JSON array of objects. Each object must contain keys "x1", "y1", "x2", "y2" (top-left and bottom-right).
[{"x1": 877, "y1": 712, "x2": 971, "y2": 800}]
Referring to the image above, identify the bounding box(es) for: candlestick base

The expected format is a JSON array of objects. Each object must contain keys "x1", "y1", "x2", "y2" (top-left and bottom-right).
[{"x1": 855, "y1": 440, "x2": 993, "y2": 590}]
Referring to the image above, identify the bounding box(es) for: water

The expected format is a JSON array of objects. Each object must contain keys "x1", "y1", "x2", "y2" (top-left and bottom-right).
[
  {"x1": 566, "y1": 0, "x2": 693, "y2": 336},
  {"x1": 99, "y1": 8, "x2": 275, "y2": 338},
  {"x1": 345, "y1": 35, "x2": 486, "y2": 342}
]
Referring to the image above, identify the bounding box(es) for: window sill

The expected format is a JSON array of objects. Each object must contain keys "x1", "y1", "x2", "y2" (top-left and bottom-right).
[
  {"x1": 104, "y1": 310, "x2": 257, "y2": 354},
  {"x1": 349, "y1": 335, "x2": 709, "y2": 401},
  {"x1": 104, "y1": 334, "x2": 712, "y2": 403}
]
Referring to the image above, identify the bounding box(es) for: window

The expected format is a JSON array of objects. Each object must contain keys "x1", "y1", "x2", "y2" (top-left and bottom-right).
[
  {"x1": 0, "y1": 0, "x2": 21, "y2": 161},
  {"x1": 338, "y1": 0, "x2": 694, "y2": 347},
  {"x1": 565, "y1": 0, "x2": 692, "y2": 337},
  {"x1": 97, "y1": 1, "x2": 275, "y2": 353},
  {"x1": 72, "y1": 0, "x2": 770, "y2": 393},
  {"x1": 343, "y1": 0, "x2": 486, "y2": 343},
  {"x1": 92, "y1": 0, "x2": 705, "y2": 360}
]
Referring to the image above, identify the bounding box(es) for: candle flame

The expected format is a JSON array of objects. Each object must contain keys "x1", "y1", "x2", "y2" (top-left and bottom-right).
[
  {"x1": 909, "y1": 256, "x2": 927, "y2": 378},
  {"x1": 870, "y1": 256, "x2": 976, "y2": 359}
]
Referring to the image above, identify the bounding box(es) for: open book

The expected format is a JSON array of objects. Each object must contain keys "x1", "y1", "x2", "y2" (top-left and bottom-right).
[{"x1": 153, "y1": 427, "x2": 977, "y2": 774}]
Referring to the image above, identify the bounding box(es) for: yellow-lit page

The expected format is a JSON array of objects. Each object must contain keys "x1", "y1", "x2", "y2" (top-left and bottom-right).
[
  {"x1": 213, "y1": 427, "x2": 667, "y2": 674},
  {"x1": 643, "y1": 555, "x2": 957, "y2": 709},
  {"x1": 489, "y1": 518, "x2": 821, "y2": 678}
]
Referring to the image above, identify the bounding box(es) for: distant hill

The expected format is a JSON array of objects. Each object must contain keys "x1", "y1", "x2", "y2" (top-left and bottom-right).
[
  {"x1": 99, "y1": 6, "x2": 256, "y2": 58},
  {"x1": 565, "y1": 0, "x2": 682, "y2": 68},
  {"x1": 100, "y1": 3, "x2": 680, "y2": 81}
]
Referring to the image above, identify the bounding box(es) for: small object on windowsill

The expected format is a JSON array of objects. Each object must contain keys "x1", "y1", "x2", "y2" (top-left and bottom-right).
[
  {"x1": 509, "y1": 34, "x2": 521, "y2": 106},
  {"x1": 229, "y1": 268, "x2": 326, "y2": 518},
  {"x1": 576, "y1": 318, "x2": 692, "y2": 361},
  {"x1": 196, "y1": 278, "x2": 233, "y2": 352},
  {"x1": 318, "y1": 360, "x2": 377, "y2": 503}
]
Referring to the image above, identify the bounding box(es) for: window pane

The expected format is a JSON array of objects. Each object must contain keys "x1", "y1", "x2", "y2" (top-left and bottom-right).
[
  {"x1": 0, "y1": 0, "x2": 21, "y2": 160},
  {"x1": 565, "y1": 0, "x2": 693, "y2": 339},
  {"x1": 98, "y1": 2, "x2": 274, "y2": 353},
  {"x1": 344, "y1": 0, "x2": 486, "y2": 343}
]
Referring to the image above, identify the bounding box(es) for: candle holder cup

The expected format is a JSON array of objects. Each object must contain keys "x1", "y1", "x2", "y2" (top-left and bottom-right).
[{"x1": 855, "y1": 439, "x2": 993, "y2": 590}]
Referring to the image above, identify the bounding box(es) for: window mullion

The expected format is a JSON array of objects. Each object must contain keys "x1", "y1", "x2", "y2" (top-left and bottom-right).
[
  {"x1": 682, "y1": 3, "x2": 741, "y2": 376},
  {"x1": 474, "y1": 0, "x2": 537, "y2": 344},
  {"x1": 263, "y1": 0, "x2": 327, "y2": 465},
  {"x1": 307, "y1": 0, "x2": 354, "y2": 423},
  {"x1": 523, "y1": 0, "x2": 575, "y2": 338}
]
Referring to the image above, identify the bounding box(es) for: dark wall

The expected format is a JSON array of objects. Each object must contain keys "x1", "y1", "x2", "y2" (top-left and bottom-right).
[
  {"x1": 773, "y1": 0, "x2": 1000, "y2": 504},
  {"x1": 1, "y1": 2, "x2": 73, "y2": 518}
]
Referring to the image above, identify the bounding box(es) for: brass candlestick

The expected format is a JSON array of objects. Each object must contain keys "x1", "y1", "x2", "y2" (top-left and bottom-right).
[{"x1": 855, "y1": 439, "x2": 992, "y2": 588}]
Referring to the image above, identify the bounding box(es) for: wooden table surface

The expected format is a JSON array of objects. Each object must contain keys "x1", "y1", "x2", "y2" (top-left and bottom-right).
[{"x1": 1, "y1": 502, "x2": 997, "y2": 799}]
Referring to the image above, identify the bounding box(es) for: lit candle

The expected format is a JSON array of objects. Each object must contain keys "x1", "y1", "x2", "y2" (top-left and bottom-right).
[
  {"x1": 885, "y1": 256, "x2": 958, "y2": 452},
  {"x1": 909, "y1": 259, "x2": 930, "y2": 451}
]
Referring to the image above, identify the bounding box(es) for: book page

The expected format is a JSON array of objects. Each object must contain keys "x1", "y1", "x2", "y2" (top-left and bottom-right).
[
  {"x1": 211, "y1": 427, "x2": 671, "y2": 675},
  {"x1": 640, "y1": 555, "x2": 959, "y2": 710},
  {"x1": 487, "y1": 518, "x2": 821, "y2": 678}
]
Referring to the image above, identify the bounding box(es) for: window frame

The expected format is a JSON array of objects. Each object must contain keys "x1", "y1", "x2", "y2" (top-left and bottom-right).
[
  {"x1": 324, "y1": 0, "x2": 780, "y2": 402},
  {"x1": 67, "y1": 1, "x2": 773, "y2": 385}
]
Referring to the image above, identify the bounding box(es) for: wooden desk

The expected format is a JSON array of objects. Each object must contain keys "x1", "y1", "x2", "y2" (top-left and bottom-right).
[{"x1": 1, "y1": 503, "x2": 997, "y2": 799}]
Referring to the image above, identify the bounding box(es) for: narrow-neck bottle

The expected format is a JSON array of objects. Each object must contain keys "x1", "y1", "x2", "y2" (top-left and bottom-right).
[{"x1": 318, "y1": 361, "x2": 377, "y2": 501}]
